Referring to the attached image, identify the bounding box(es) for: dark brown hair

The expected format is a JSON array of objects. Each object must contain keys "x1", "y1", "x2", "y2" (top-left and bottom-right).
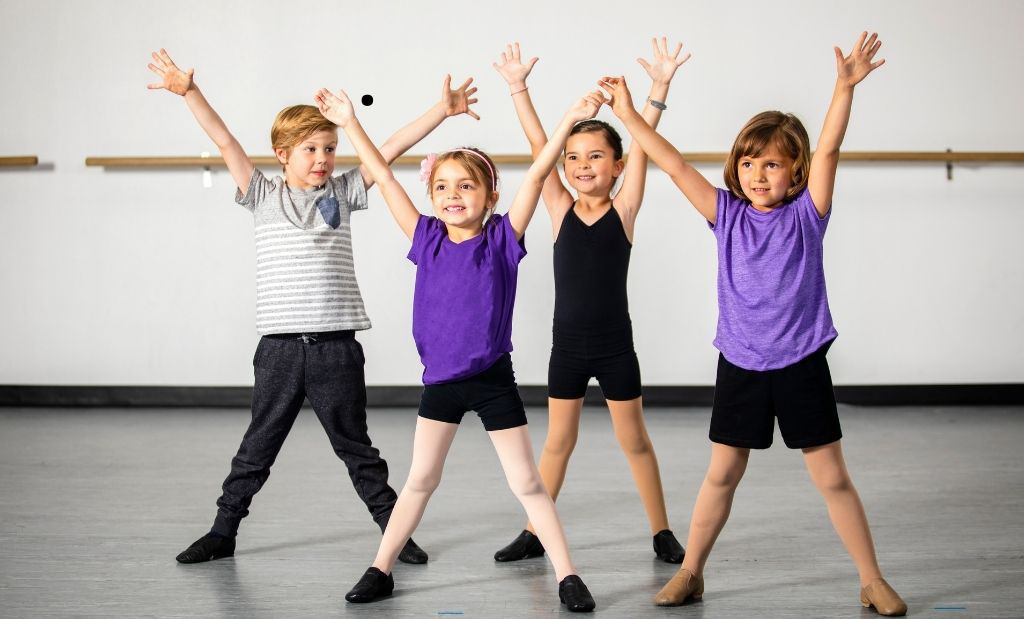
[
  {"x1": 567, "y1": 120, "x2": 623, "y2": 160},
  {"x1": 724, "y1": 111, "x2": 810, "y2": 202}
]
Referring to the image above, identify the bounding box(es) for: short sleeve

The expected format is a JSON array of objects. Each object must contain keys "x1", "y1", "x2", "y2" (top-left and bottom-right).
[
  {"x1": 332, "y1": 167, "x2": 369, "y2": 214},
  {"x1": 235, "y1": 168, "x2": 275, "y2": 212},
  {"x1": 407, "y1": 215, "x2": 442, "y2": 265},
  {"x1": 793, "y1": 187, "x2": 830, "y2": 236},
  {"x1": 707, "y1": 188, "x2": 736, "y2": 235},
  {"x1": 487, "y1": 214, "x2": 527, "y2": 265}
]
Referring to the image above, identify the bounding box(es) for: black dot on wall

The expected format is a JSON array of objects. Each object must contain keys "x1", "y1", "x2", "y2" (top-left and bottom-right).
[{"x1": 361, "y1": 94, "x2": 374, "y2": 106}]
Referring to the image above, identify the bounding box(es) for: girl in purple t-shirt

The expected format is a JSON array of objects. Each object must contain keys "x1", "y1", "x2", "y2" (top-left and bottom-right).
[
  {"x1": 601, "y1": 33, "x2": 907, "y2": 616},
  {"x1": 316, "y1": 85, "x2": 605, "y2": 612}
]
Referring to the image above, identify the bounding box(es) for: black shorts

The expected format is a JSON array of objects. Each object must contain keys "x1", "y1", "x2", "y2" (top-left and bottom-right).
[
  {"x1": 418, "y1": 353, "x2": 527, "y2": 431},
  {"x1": 547, "y1": 324, "x2": 642, "y2": 401},
  {"x1": 709, "y1": 341, "x2": 841, "y2": 449}
]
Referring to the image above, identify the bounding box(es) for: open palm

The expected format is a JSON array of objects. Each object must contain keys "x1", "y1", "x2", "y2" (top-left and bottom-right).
[
  {"x1": 146, "y1": 49, "x2": 193, "y2": 96},
  {"x1": 637, "y1": 37, "x2": 691, "y2": 85},
  {"x1": 493, "y1": 42, "x2": 538, "y2": 86},
  {"x1": 442, "y1": 75, "x2": 480, "y2": 120},
  {"x1": 836, "y1": 32, "x2": 885, "y2": 87},
  {"x1": 315, "y1": 88, "x2": 354, "y2": 127}
]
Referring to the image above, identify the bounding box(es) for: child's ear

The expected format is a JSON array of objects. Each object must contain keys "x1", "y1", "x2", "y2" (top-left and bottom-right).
[
  {"x1": 489, "y1": 191, "x2": 500, "y2": 207},
  {"x1": 613, "y1": 159, "x2": 626, "y2": 177},
  {"x1": 274, "y1": 147, "x2": 290, "y2": 166}
]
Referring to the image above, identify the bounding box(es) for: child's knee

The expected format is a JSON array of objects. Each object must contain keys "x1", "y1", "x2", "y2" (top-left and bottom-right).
[
  {"x1": 616, "y1": 430, "x2": 652, "y2": 457},
  {"x1": 405, "y1": 471, "x2": 442, "y2": 495},
  {"x1": 542, "y1": 429, "x2": 578, "y2": 458},
  {"x1": 705, "y1": 464, "x2": 746, "y2": 489},
  {"x1": 508, "y1": 472, "x2": 546, "y2": 499},
  {"x1": 813, "y1": 469, "x2": 853, "y2": 495}
]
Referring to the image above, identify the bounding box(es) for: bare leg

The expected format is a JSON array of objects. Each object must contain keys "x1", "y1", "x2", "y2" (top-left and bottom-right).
[
  {"x1": 681, "y1": 443, "x2": 750, "y2": 576},
  {"x1": 608, "y1": 397, "x2": 670, "y2": 533},
  {"x1": 371, "y1": 417, "x2": 458, "y2": 574},
  {"x1": 802, "y1": 440, "x2": 883, "y2": 586},
  {"x1": 525, "y1": 397, "x2": 583, "y2": 533},
  {"x1": 490, "y1": 425, "x2": 577, "y2": 582}
]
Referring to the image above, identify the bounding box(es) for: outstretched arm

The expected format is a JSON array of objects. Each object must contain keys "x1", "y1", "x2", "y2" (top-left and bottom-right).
[
  {"x1": 600, "y1": 76, "x2": 716, "y2": 223},
  {"x1": 146, "y1": 49, "x2": 253, "y2": 193},
  {"x1": 359, "y1": 75, "x2": 479, "y2": 190},
  {"x1": 493, "y1": 42, "x2": 573, "y2": 217},
  {"x1": 809, "y1": 32, "x2": 885, "y2": 217},
  {"x1": 317, "y1": 89, "x2": 419, "y2": 240},
  {"x1": 507, "y1": 92, "x2": 605, "y2": 239},
  {"x1": 615, "y1": 37, "x2": 692, "y2": 216}
]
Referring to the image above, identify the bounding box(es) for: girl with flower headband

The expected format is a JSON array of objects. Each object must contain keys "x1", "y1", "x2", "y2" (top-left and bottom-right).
[
  {"x1": 490, "y1": 40, "x2": 689, "y2": 565},
  {"x1": 314, "y1": 84, "x2": 606, "y2": 612},
  {"x1": 600, "y1": 33, "x2": 907, "y2": 615}
]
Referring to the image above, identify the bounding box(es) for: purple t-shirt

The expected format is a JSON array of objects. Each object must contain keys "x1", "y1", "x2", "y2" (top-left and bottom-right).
[
  {"x1": 709, "y1": 187, "x2": 838, "y2": 371},
  {"x1": 407, "y1": 213, "x2": 527, "y2": 384}
]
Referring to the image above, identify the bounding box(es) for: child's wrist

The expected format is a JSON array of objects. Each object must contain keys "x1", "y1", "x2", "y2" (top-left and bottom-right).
[
  {"x1": 835, "y1": 79, "x2": 855, "y2": 92},
  {"x1": 509, "y1": 81, "x2": 528, "y2": 94}
]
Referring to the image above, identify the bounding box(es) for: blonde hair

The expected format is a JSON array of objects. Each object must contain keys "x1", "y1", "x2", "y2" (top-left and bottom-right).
[
  {"x1": 724, "y1": 111, "x2": 811, "y2": 203},
  {"x1": 270, "y1": 105, "x2": 337, "y2": 154}
]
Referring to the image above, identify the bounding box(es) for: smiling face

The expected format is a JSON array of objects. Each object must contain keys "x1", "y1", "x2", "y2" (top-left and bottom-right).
[
  {"x1": 737, "y1": 146, "x2": 796, "y2": 211},
  {"x1": 563, "y1": 131, "x2": 624, "y2": 196},
  {"x1": 275, "y1": 128, "x2": 338, "y2": 190},
  {"x1": 429, "y1": 159, "x2": 498, "y2": 232}
]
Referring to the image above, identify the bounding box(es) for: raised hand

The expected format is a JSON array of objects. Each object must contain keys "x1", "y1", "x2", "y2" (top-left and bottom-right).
[
  {"x1": 835, "y1": 32, "x2": 885, "y2": 88},
  {"x1": 637, "y1": 37, "x2": 691, "y2": 85},
  {"x1": 597, "y1": 76, "x2": 635, "y2": 118},
  {"x1": 146, "y1": 48, "x2": 194, "y2": 96},
  {"x1": 492, "y1": 42, "x2": 538, "y2": 88},
  {"x1": 441, "y1": 75, "x2": 480, "y2": 120},
  {"x1": 315, "y1": 88, "x2": 356, "y2": 127},
  {"x1": 567, "y1": 90, "x2": 606, "y2": 124}
]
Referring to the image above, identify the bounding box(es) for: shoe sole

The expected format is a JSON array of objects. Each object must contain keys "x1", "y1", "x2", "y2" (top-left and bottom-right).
[
  {"x1": 559, "y1": 594, "x2": 596, "y2": 612},
  {"x1": 176, "y1": 551, "x2": 234, "y2": 564},
  {"x1": 495, "y1": 549, "x2": 545, "y2": 562},
  {"x1": 346, "y1": 591, "x2": 393, "y2": 603}
]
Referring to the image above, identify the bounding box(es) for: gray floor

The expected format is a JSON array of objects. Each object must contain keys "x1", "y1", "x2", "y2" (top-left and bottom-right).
[{"x1": 1, "y1": 406, "x2": 1022, "y2": 618}]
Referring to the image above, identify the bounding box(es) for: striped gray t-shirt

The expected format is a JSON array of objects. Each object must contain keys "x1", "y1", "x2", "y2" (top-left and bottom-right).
[{"x1": 236, "y1": 167, "x2": 371, "y2": 335}]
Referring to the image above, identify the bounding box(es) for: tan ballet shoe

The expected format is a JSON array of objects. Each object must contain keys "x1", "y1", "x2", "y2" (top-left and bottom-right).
[
  {"x1": 860, "y1": 578, "x2": 907, "y2": 616},
  {"x1": 654, "y1": 567, "x2": 703, "y2": 606}
]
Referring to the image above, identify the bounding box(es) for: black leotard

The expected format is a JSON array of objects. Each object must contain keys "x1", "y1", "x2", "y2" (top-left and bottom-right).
[{"x1": 552, "y1": 205, "x2": 631, "y2": 334}]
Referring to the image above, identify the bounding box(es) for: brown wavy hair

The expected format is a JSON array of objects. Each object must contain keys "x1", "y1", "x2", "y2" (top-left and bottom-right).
[{"x1": 724, "y1": 111, "x2": 810, "y2": 203}]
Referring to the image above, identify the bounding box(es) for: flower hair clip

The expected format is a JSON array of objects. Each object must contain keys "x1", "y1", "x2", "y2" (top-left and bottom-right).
[{"x1": 419, "y1": 153, "x2": 438, "y2": 184}]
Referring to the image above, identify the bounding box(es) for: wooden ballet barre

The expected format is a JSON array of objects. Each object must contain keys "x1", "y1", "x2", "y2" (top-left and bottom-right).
[
  {"x1": 0, "y1": 156, "x2": 39, "y2": 167},
  {"x1": 85, "y1": 151, "x2": 1024, "y2": 168}
]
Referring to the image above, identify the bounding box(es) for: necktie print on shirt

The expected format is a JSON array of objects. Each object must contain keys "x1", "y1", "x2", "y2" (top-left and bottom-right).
[{"x1": 317, "y1": 196, "x2": 341, "y2": 229}]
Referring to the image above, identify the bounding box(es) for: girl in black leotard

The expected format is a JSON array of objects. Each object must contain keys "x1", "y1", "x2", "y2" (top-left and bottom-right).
[{"x1": 491, "y1": 39, "x2": 689, "y2": 564}]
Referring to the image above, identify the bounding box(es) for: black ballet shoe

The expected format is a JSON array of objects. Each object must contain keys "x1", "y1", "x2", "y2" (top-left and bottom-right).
[
  {"x1": 344, "y1": 567, "x2": 394, "y2": 603},
  {"x1": 493, "y1": 529, "x2": 545, "y2": 562},
  {"x1": 652, "y1": 529, "x2": 685, "y2": 563},
  {"x1": 559, "y1": 574, "x2": 596, "y2": 612},
  {"x1": 175, "y1": 532, "x2": 235, "y2": 564},
  {"x1": 397, "y1": 537, "x2": 428, "y2": 564}
]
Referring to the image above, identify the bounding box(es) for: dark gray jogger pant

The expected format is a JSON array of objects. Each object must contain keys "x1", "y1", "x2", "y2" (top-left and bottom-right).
[{"x1": 211, "y1": 332, "x2": 398, "y2": 536}]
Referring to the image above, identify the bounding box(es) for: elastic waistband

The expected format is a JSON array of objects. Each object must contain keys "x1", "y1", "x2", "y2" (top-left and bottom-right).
[
  {"x1": 552, "y1": 319, "x2": 633, "y2": 337},
  {"x1": 264, "y1": 330, "x2": 354, "y2": 343},
  {"x1": 552, "y1": 322, "x2": 634, "y2": 356}
]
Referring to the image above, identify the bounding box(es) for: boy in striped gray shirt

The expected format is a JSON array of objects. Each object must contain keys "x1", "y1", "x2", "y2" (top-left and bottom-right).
[{"x1": 146, "y1": 48, "x2": 480, "y2": 564}]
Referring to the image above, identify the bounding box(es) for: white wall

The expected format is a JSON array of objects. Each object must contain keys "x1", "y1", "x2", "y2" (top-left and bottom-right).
[{"x1": 1, "y1": 0, "x2": 1022, "y2": 386}]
